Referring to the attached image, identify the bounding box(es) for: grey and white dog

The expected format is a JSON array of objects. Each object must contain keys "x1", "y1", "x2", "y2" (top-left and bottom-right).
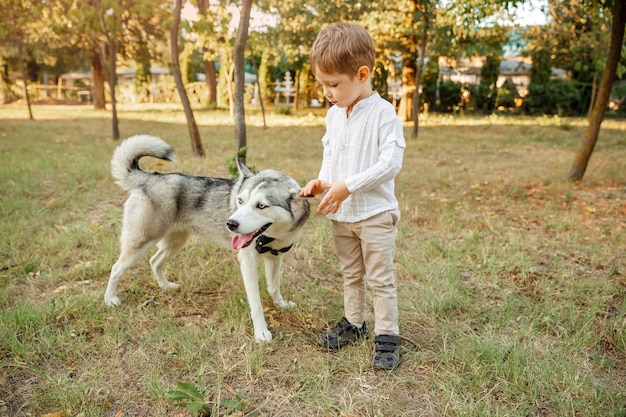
[{"x1": 104, "y1": 135, "x2": 310, "y2": 341}]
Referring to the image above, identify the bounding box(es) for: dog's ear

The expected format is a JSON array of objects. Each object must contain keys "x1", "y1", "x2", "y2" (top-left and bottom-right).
[
  {"x1": 236, "y1": 158, "x2": 255, "y2": 179},
  {"x1": 289, "y1": 190, "x2": 311, "y2": 220}
]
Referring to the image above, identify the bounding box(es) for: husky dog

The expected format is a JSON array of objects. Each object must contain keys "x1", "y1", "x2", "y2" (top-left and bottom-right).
[{"x1": 104, "y1": 135, "x2": 310, "y2": 341}]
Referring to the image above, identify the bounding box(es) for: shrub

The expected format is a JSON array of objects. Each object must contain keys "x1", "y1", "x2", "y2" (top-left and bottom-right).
[
  {"x1": 422, "y1": 80, "x2": 463, "y2": 113},
  {"x1": 524, "y1": 80, "x2": 592, "y2": 116}
]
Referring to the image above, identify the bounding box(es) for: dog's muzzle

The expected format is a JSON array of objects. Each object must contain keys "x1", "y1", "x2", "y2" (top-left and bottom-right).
[{"x1": 228, "y1": 221, "x2": 271, "y2": 250}]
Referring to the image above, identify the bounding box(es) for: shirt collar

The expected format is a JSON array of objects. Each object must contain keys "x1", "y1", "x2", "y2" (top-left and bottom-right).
[{"x1": 345, "y1": 91, "x2": 379, "y2": 117}]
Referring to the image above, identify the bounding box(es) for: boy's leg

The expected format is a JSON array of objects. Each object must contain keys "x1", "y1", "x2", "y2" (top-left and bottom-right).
[
  {"x1": 359, "y1": 209, "x2": 400, "y2": 336},
  {"x1": 360, "y1": 209, "x2": 401, "y2": 369},
  {"x1": 317, "y1": 221, "x2": 367, "y2": 350},
  {"x1": 331, "y1": 221, "x2": 367, "y2": 327}
]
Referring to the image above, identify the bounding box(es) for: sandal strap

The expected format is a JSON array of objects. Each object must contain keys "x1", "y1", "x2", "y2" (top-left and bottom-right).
[
  {"x1": 374, "y1": 335, "x2": 401, "y2": 352},
  {"x1": 375, "y1": 344, "x2": 398, "y2": 352},
  {"x1": 374, "y1": 335, "x2": 400, "y2": 345}
]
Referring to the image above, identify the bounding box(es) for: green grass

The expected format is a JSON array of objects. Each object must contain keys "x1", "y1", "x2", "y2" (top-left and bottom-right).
[{"x1": 1, "y1": 104, "x2": 625, "y2": 416}]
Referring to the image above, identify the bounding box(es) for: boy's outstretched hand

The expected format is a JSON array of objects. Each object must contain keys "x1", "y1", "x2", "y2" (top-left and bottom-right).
[
  {"x1": 299, "y1": 179, "x2": 350, "y2": 215},
  {"x1": 299, "y1": 179, "x2": 329, "y2": 197}
]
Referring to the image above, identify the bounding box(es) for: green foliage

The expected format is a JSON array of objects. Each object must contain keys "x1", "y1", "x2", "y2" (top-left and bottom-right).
[
  {"x1": 611, "y1": 82, "x2": 626, "y2": 110},
  {"x1": 226, "y1": 147, "x2": 249, "y2": 178},
  {"x1": 424, "y1": 80, "x2": 463, "y2": 113},
  {"x1": 480, "y1": 55, "x2": 501, "y2": 88},
  {"x1": 530, "y1": 48, "x2": 552, "y2": 85},
  {"x1": 439, "y1": 81, "x2": 463, "y2": 112},
  {"x1": 166, "y1": 370, "x2": 247, "y2": 416},
  {"x1": 274, "y1": 105, "x2": 292, "y2": 115},
  {"x1": 524, "y1": 80, "x2": 593, "y2": 116},
  {"x1": 421, "y1": 56, "x2": 442, "y2": 110},
  {"x1": 468, "y1": 83, "x2": 497, "y2": 114},
  {"x1": 496, "y1": 78, "x2": 519, "y2": 109},
  {"x1": 371, "y1": 61, "x2": 389, "y2": 100},
  {"x1": 166, "y1": 373, "x2": 211, "y2": 416}
]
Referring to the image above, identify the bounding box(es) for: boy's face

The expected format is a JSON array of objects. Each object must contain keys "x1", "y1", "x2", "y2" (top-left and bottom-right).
[{"x1": 314, "y1": 66, "x2": 371, "y2": 112}]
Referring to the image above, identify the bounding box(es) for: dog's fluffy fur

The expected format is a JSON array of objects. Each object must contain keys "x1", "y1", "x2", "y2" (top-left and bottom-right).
[{"x1": 104, "y1": 135, "x2": 309, "y2": 341}]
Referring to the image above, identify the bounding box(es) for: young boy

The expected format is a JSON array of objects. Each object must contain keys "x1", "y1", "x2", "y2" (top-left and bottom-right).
[{"x1": 299, "y1": 22, "x2": 406, "y2": 370}]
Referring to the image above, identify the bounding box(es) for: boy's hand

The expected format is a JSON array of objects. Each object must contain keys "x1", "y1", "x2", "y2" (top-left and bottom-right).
[
  {"x1": 299, "y1": 179, "x2": 330, "y2": 197},
  {"x1": 318, "y1": 181, "x2": 350, "y2": 215}
]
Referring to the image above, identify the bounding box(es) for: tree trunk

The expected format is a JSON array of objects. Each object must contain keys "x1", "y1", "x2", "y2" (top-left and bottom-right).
[
  {"x1": 97, "y1": 7, "x2": 119, "y2": 139},
  {"x1": 204, "y1": 59, "x2": 217, "y2": 106},
  {"x1": 91, "y1": 48, "x2": 106, "y2": 109},
  {"x1": 567, "y1": 0, "x2": 626, "y2": 182},
  {"x1": 250, "y1": 52, "x2": 267, "y2": 129},
  {"x1": 171, "y1": 0, "x2": 204, "y2": 157},
  {"x1": 398, "y1": 63, "x2": 415, "y2": 122},
  {"x1": 411, "y1": 9, "x2": 429, "y2": 140},
  {"x1": 293, "y1": 69, "x2": 301, "y2": 111},
  {"x1": 587, "y1": 67, "x2": 598, "y2": 118},
  {"x1": 233, "y1": 0, "x2": 252, "y2": 164},
  {"x1": 17, "y1": 38, "x2": 33, "y2": 120},
  {"x1": 108, "y1": 38, "x2": 120, "y2": 140},
  {"x1": 197, "y1": 0, "x2": 217, "y2": 107}
]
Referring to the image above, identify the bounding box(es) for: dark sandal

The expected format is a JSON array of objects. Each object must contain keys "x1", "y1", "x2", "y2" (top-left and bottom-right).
[
  {"x1": 318, "y1": 317, "x2": 367, "y2": 350},
  {"x1": 372, "y1": 334, "x2": 401, "y2": 370}
]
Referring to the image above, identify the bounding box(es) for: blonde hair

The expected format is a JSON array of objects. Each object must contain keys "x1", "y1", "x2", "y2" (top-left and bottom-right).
[{"x1": 310, "y1": 22, "x2": 375, "y2": 76}]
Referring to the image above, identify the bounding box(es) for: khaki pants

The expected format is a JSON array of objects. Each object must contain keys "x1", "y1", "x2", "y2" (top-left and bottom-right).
[{"x1": 331, "y1": 208, "x2": 400, "y2": 336}]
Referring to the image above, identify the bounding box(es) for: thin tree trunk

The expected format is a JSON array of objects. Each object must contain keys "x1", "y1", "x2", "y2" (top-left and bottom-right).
[
  {"x1": 250, "y1": 52, "x2": 266, "y2": 129},
  {"x1": 587, "y1": 67, "x2": 598, "y2": 118},
  {"x1": 293, "y1": 69, "x2": 300, "y2": 111},
  {"x1": 197, "y1": 0, "x2": 217, "y2": 107},
  {"x1": 108, "y1": 39, "x2": 120, "y2": 139},
  {"x1": 171, "y1": 0, "x2": 204, "y2": 156},
  {"x1": 91, "y1": 48, "x2": 106, "y2": 109},
  {"x1": 17, "y1": 39, "x2": 33, "y2": 120},
  {"x1": 204, "y1": 59, "x2": 217, "y2": 106},
  {"x1": 567, "y1": 0, "x2": 626, "y2": 182},
  {"x1": 227, "y1": 63, "x2": 235, "y2": 120},
  {"x1": 411, "y1": 10, "x2": 429, "y2": 140},
  {"x1": 233, "y1": 0, "x2": 252, "y2": 164},
  {"x1": 97, "y1": 8, "x2": 119, "y2": 139}
]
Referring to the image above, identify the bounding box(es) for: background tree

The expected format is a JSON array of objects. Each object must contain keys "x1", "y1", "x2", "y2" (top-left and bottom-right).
[
  {"x1": 171, "y1": 0, "x2": 204, "y2": 156},
  {"x1": 410, "y1": 0, "x2": 436, "y2": 139},
  {"x1": 547, "y1": 2, "x2": 608, "y2": 81},
  {"x1": 233, "y1": 0, "x2": 253, "y2": 164},
  {"x1": 96, "y1": 1, "x2": 121, "y2": 139},
  {"x1": 194, "y1": 0, "x2": 233, "y2": 107},
  {"x1": 55, "y1": 0, "x2": 112, "y2": 110},
  {"x1": 568, "y1": 0, "x2": 626, "y2": 182},
  {"x1": 0, "y1": 0, "x2": 41, "y2": 119}
]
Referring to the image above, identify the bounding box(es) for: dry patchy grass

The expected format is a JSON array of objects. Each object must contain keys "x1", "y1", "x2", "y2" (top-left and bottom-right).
[{"x1": 0, "y1": 104, "x2": 625, "y2": 417}]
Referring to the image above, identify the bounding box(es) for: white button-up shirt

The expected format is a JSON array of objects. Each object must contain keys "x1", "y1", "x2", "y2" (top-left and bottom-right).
[{"x1": 318, "y1": 92, "x2": 406, "y2": 223}]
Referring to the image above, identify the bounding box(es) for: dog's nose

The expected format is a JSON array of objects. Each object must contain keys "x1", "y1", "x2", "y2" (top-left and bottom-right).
[{"x1": 226, "y1": 219, "x2": 239, "y2": 231}]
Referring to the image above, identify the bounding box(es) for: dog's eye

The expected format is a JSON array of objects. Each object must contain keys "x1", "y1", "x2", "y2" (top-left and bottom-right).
[
  {"x1": 256, "y1": 203, "x2": 267, "y2": 209},
  {"x1": 237, "y1": 197, "x2": 243, "y2": 205}
]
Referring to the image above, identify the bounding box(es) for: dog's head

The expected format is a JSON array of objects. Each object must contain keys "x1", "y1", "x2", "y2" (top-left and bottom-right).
[{"x1": 226, "y1": 161, "x2": 310, "y2": 251}]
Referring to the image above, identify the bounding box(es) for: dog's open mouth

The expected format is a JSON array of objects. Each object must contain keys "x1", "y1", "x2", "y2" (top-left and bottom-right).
[{"x1": 231, "y1": 223, "x2": 271, "y2": 250}]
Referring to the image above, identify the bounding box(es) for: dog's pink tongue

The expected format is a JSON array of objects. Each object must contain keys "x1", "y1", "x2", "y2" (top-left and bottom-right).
[{"x1": 231, "y1": 232, "x2": 255, "y2": 250}]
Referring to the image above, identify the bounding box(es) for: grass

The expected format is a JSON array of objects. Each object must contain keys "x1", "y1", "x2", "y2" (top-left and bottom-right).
[{"x1": 0, "y1": 103, "x2": 625, "y2": 416}]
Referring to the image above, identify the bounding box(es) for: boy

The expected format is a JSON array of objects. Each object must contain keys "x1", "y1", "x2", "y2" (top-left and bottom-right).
[{"x1": 299, "y1": 22, "x2": 406, "y2": 370}]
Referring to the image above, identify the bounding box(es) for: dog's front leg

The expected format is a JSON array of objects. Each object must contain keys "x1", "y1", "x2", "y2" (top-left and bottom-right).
[
  {"x1": 238, "y1": 251, "x2": 272, "y2": 342},
  {"x1": 264, "y1": 255, "x2": 295, "y2": 309}
]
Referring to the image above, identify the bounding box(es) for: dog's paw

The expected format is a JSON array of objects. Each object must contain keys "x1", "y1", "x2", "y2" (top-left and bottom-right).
[
  {"x1": 104, "y1": 294, "x2": 121, "y2": 307},
  {"x1": 277, "y1": 300, "x2": 296, "y2": 309},
  {"x1": 254, "y1": 327, "x2": 273, "y2": 342},
  {"x1": 159, "y1": 281, "x2": 180, "y2": 291}
]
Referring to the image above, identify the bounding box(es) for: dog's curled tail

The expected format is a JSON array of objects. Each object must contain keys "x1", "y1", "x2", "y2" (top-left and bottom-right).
[{"x1": 111, "y1": 135, "x2": 177, "y2": 191}]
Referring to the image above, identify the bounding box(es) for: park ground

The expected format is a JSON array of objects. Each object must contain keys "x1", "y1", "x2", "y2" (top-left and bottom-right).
[{"x1": 0, "y1": 104, "x2": 625, "y2": 416}]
